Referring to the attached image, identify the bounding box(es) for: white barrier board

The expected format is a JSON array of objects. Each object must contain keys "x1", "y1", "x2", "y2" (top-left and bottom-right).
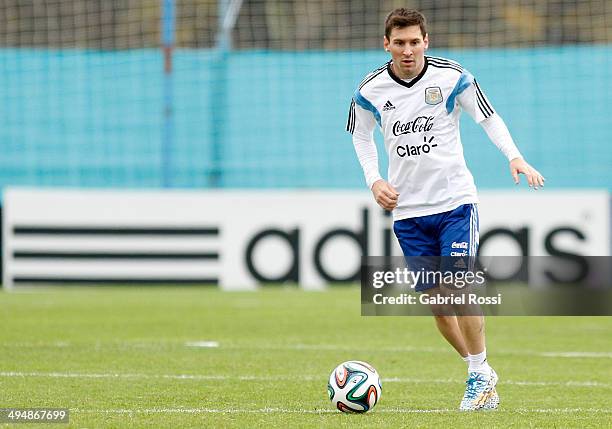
[{"x1": 3, "y1": 188, "x2": 609, "y2": 289}]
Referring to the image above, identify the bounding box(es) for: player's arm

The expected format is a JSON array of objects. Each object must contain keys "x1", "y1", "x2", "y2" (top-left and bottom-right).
[
  {"x1": 455, "y1": 76, "x2": 545, "y2": 189},
  {"x1": 346, "y1": 98, "x2": 399, "y2": 210}
]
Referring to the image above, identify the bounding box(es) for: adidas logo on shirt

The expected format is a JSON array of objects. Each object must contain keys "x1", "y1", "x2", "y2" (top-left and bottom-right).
[{"x1": 382, "y1": 100, "x2": 395, "y2": 111}]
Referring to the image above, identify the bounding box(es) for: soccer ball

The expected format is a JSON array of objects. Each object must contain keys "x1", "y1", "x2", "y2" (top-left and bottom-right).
[{"x1": 327, "y1": 360, "x2": 382, "y2": 413}]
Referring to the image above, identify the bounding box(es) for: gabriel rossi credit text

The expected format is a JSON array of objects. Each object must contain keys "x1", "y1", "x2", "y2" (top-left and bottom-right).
[{"x1": 370, "y1": 267, "x2": 502, "y2": 306}]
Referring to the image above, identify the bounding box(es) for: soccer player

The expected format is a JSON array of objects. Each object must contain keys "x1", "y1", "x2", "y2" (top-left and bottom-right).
[{"x1": 347, "y1": 8, "x2": 545, "y2": 411}]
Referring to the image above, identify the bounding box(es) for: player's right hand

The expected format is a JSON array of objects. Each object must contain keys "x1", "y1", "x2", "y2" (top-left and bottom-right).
[{"x1": 371, "y1": 180, "x2": 399, "y2": 211}]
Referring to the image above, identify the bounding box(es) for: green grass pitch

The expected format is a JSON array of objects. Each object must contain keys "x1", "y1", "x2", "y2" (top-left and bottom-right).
[{"x1": 1, "y1": 286, "x2": 611, "y2": 428}]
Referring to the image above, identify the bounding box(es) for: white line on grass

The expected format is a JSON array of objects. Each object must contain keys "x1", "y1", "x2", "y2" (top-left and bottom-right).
[
  {"x1": 1, "y1": 371, "x2": 609, "y2": 388},
  {"x1": 184, "y1": 341, "x2": 219, "y2": 348},
  {"x1": 70, "y1": 407, "x2": 612, "y2": 415},
  {"x1": 2, "y1": 341, "x2": 611, "y2": 360},
  {"x1": 261, "y1": 345, "x2": 612, "y2": 359},
  {"x1": 538, "y1": 352, "x2": 612, "y2": 358}
]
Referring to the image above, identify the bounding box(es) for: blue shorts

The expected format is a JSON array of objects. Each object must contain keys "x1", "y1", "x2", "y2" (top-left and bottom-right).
[{"x1": 393, "y1": 203, "x2": 479, "y2": 291}]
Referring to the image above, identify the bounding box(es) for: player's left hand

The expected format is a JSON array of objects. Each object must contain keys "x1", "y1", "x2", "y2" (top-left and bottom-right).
[{"x1": 510, "y1": 158, "x2": 545, "y2": 189}]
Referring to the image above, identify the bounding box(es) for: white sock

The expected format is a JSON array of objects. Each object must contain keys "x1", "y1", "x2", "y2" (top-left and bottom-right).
[
  {"x1": 461, "y1": 355, "x2": 469, "y2": 367},
  {"x1": 468, "y1": 350, "x2": 491, "y2": 376}
]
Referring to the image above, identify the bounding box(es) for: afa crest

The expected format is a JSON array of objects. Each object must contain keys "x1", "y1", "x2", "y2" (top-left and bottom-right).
[{"x1": 425, "y1": 87, "x2": 443, "y2": 105}]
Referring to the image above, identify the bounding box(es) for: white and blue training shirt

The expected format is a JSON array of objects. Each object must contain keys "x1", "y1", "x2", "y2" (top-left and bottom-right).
[{"x1": 347, "y1": 56, "x2": 521, "y2": 220}]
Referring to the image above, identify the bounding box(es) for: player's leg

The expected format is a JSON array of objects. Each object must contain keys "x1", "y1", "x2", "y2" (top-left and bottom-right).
[
  {"x1": 394, "y1": 216, "x2": 470, "y2": 363},
  {"x1": 394, "y1": 212, "x2": 498, "y2": 410},
  {"x1": 439, "y1": 204, "x2": 489, "y2": 368},
  {"x1": 454, "y1": 314, "x2": 498, "y2": 410},
  {"x1": 427, "y1": 287, "x2": 471, "y2": 368},
  {"x1": 456, "y1": 314, "x2": 485, "y2": 356},
  {"x1": 433, "y1": 314, "x2": 469, "y2": 357},
  {"x1": 438, "y1": 203, "x2": 499, "y2": 411}
]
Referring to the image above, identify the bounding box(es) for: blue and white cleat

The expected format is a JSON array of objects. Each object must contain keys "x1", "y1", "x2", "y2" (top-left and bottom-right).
[{"x1": 459, "y1": 368, "x2": 499, "y2": 411}]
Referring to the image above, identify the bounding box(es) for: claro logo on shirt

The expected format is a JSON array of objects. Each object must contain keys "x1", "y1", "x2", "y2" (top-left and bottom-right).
[
  {"x1": 396, "y1": 135, "x2": 438, "y2": 157},
  {"x1": 392, "y1": 116, "x2": 434, "y2": 136}
]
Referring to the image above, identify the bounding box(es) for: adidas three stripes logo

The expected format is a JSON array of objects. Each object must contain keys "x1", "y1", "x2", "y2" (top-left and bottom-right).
[{"x1": 382, "y1": 100, "x2": 395, "y2": 111}]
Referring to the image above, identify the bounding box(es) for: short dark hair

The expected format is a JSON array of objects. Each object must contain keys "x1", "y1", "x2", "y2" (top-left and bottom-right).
[{"x1": 384, "y1": 8, "x2": 427, "y2": 40}]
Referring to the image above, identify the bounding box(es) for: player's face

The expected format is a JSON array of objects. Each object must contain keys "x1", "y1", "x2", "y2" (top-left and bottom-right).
[{"x1": 384, "y1": 26, "x2": 428, "y2": 79}]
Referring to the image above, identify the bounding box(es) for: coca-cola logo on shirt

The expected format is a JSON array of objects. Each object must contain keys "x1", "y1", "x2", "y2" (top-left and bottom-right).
[{"x1": 392, "y1": 116, "x2": 434, "y2": 136}]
